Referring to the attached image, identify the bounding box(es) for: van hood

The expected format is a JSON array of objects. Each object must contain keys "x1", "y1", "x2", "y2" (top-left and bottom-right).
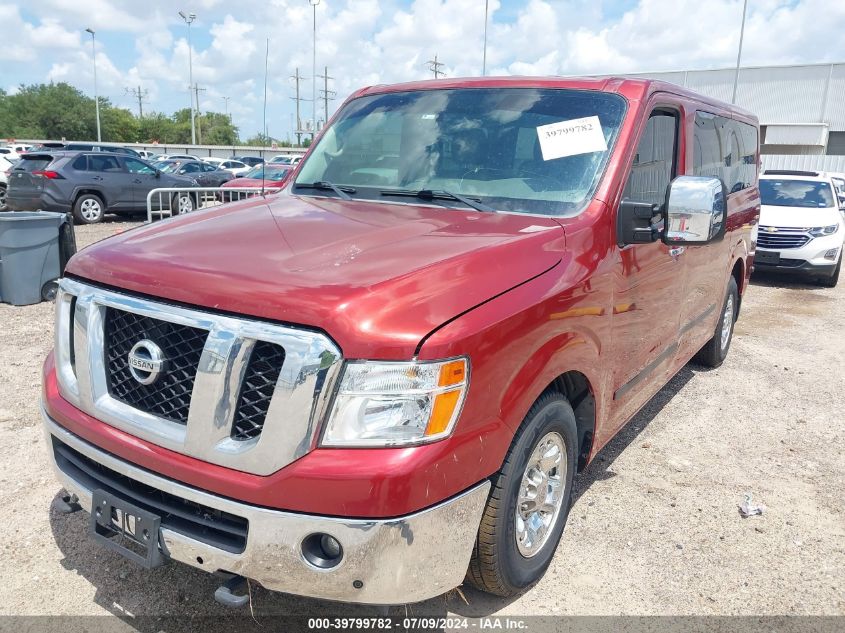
[
  {"x1": 759, "y1": 204, "x2": 841, "y2": 228},
  {"x1": 67, "y1": 192, "x2": 565, "y2": 359}
]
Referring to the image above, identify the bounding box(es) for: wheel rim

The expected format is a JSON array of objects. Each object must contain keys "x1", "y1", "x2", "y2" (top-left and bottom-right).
[
  {"x1": 515, "y1": 431, "x2": 566, "y2": 558},
  {"x1": 720, "y1": 294, "x2": 734, "y2": 350},
  {"x1": 178, "y1": 195, "x2": 193, "y2": 214},
  {"x1": 80, "y1": 198, "x2": 101, "y2": 221},
  {"x1": 0, "y1": 187, "x2": 7, "y2": 209}
]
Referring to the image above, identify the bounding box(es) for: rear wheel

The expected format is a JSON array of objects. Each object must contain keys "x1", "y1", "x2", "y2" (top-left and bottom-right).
[
  {"x1": 0, "y1": 183, "x2": 7, "y2": 211},
  {"x1": 73, "y1": 194, "x2": 105, "y2": 224},
  {"x1": 171, "y1": 192, "x2": 195, "y2": 216},
  {"x1": 694, "y1": 276, "x2": 738, "y2": 368},
  {"x1": 817, "y1": 258, "x2": 840, "y2": 288},
  {"x1": 466, "y1": 392, "x2": 577, "y2": 596}
]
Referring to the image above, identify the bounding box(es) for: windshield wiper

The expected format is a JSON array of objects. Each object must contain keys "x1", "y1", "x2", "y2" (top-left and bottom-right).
[
  {"x1": 380, "y1": 188, "x2": 495, "y2": 213},
  {"x1": 294, "y1": 181, "x2": 356, "y2": 200}
]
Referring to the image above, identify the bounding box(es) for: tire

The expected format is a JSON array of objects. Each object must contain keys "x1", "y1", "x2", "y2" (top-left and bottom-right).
[
  {"x1": 171, "y1": 192, "x2": 195, "y2": 216},
  {"x1": 817, "y1": 257, "x2": 840, "y2": 288},
  {"x1": 0, "y1": 183, "x2": 7, "y2": 211},
  {"x1": 73, "y1": 193, "x2": 105, "y2": 224},
  {"x1": 694, "y1": 276, "x2": 738, "y2": 368},
  {"x1": 466, "y1": 392, "x2": 578, "y2": 597}
]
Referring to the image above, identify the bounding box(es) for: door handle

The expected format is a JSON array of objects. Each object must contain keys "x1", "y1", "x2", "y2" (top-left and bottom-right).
[
  {"x1": 133, "y1": 178, "x2": 142, "y2": 183},
  {"x1": 669, "y1": 246, "x2": 686, "y2": 258},
  {"x1": 92, "y1": 176, "x2": 103, "y2": 181}
]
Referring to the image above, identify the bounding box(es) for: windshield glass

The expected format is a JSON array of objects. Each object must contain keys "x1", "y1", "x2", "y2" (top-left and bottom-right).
[
  {"x1": 156, "y1": 161, "x2": 179, "y2": 173},
  {"x1": 760, "y1": 179, "x2": 835, "y2": 208},
  {"x1": 245, "y1": 165, "x2": 290, "y2": 180},
  {"x1": 295, "y1": 88, "x2": 626, "y2": 215}
]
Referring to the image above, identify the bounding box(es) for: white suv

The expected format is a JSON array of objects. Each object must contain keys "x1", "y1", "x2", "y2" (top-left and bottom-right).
[{"x1": 756, "y1": 170, "x2": 844, "y2": 287}]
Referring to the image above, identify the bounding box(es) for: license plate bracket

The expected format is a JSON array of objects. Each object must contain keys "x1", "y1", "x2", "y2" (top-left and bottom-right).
[
  {"x1": 756, "y1": 250, "x2": 780, "y2": 265},
  {"x1": 90, "y1": 489, "x2": 165, "y2": 568}
]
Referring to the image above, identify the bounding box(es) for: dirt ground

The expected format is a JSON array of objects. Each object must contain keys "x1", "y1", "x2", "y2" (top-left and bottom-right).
[{"x1": 0, "y1": 218, "x2": 842, "y2": 625}]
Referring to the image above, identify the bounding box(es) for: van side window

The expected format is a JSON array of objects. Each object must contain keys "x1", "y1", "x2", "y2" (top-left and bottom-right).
[
  {"x1": 694, "y1": 112, "x2": 758, "y2": 193},
  {"x1": 622, "y1": 112, "x2": 677, "y2": 208}
]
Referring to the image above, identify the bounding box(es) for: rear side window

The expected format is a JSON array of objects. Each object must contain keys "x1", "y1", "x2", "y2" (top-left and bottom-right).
[
  {"x1": 71, "y1": 156, "x2": 88, "y2": 171},
  {"x1": 88, "y1": 155, "x2": 122, "y2": 172},
  {"x1": 693, "y1": 112, "x2": 758, "y2": 194}
]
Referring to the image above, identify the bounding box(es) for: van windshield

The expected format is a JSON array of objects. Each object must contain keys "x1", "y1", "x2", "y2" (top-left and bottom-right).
[
  {"x1": 760, "y1": 179, "x2": 835, "y2": 208},
  {"x1": 295, "y1": 88, "x2": 627, "y2": 216}
]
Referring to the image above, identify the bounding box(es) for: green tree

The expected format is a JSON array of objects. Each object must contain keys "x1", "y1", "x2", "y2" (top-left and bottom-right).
[{"x1": 137, "y1": 112, "x2": 177, "y2": 144}]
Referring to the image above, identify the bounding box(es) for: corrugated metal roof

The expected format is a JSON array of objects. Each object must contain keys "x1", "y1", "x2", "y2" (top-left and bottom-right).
[
  {"x1": 765, "y1": 124, "x2": 828, "y2": 146},
  {"x1": 762, "y1": 154, "x2": 845, "y2": 174}
]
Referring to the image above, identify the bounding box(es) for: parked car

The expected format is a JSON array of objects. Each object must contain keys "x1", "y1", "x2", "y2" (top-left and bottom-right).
[
  {"x1": 158, "y1": 153, "x2": 200, "y2": 161},
  {"x1": 234, "y1": 155, "x2": 265, "y2": 167},
  {"x1": 0, "y1": 147, "x2": 21, "y2": 162},
  {"x1": 755, "y1": 170, "x2": 843, "y2": 286},
  {"x1": 6, "y1": 151, "x2": 198, "y2": 223},
  {"x1": 201, "y1": 157, "x2": 251, "y2": 176},
  {"x1": 269, "y1": 154, "x2": 302, "y2": 166},
  {"x1": 137, "y1": 150, "x2": 156, "y2": 160},
  {"x1": 219, "y1": 164, "x2": 292, "y2": 201},
  {"x1": 157, "y1": 159, "x2": 234, "y2": 187},
  {"x1": 0, "y1": 155, "x2": 12, "y2": 210},
  {"x1": 42, "y1": 77, "x2": 759, "y2": 606},
  {"x1": 63, "y1": 143, "x2": 141, "y2": 158}
]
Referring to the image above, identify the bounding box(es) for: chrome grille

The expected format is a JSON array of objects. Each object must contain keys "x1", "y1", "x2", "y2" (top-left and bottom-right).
[
  {"x1": 105, "y1": 308, "x2": 208, "y2": 425},
  {"x1": 231, "y1": 341, "x2": 286, "y2": 441},
  {"x1": 53, "y1": 278, "x2": 342, "y2": 476},
  {"x1": 757, "y1": 226, "x2": 811, "y2": 250}
]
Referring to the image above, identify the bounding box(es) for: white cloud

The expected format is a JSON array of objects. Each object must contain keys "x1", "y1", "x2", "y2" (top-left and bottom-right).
[{"x1": 4, "y1": 0, "x2": 845, "y2": 140}]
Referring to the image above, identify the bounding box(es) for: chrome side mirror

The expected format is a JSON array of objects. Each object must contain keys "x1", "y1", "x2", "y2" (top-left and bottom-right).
[{"x1": 664, "y1": 175, "x2": 725, "y2": 244}]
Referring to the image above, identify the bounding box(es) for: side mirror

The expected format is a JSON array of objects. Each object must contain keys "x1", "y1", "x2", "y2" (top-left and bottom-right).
[
  {"x1": 177, "y1": 169, "x2": 186, "y2": 175},
  {"x1": 155, "y1": 170, "x2": 161, "y2": 178},
  {"x1": 664, "y1": 176, "x2": 725, "y2": 245}
]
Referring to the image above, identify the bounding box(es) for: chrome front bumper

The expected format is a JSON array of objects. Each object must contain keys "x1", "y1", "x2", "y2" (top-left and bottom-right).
[{"x1": 43, "y1": 411, "x2": 490, "y2": 605}]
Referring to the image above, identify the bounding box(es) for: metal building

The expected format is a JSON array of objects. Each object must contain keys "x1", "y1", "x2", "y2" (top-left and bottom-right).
[{"x1": 621, "y1": 62, "x2": 845, "y2": 173}]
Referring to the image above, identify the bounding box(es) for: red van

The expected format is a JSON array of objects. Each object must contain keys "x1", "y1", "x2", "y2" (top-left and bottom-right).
[{"x1": 42, "y1": 77, "x2": 760, "y2": 605}]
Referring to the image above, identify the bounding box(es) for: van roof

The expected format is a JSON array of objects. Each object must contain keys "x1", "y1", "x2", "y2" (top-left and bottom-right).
[{"x1": 350, "y1": 76, "x2": 758, "y2": 124}]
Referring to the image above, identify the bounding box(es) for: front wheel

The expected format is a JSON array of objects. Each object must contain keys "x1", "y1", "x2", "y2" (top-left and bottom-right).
[
  {"x1": 0, "y1": 183, "x2": 7, "y2": 211},
  {"x1": 466, "y1": 392, "x2": 578, "y2": 597},
  {"x1": 694, "y1": 276, "x2": 738, "y2": 368}
]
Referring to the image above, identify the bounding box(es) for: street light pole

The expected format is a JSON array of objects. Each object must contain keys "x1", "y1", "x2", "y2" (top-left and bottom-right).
[
  {"x1": 310, "y1": 0, "x2": 320, "y2": 138},
  {"x1": 85, "y1": 28, "x2": 101, "y2": 142},
  {"x1": 731, "y1": 0, "x2": 748, "y2": 104},
  {"x1": 178, "y1": 11, "x2": 197, "y2": 144}
]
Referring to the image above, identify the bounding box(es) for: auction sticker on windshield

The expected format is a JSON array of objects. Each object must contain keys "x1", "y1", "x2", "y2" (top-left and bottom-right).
[{"x1": 536, "y1": 115, "x2": 607, "y2": 161}]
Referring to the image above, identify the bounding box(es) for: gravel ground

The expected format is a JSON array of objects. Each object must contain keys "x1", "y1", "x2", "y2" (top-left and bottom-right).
[{"x1": 0, "y1": 219, "x2": 842, "y2": 624}]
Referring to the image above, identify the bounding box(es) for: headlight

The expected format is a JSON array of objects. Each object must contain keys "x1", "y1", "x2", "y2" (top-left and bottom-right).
[
  {"x1": 321, "y1": 358, "x2": 469, "y2": 447},
  {"x1": 809, "y1": 224, "x2": 839, "y2": 237}
]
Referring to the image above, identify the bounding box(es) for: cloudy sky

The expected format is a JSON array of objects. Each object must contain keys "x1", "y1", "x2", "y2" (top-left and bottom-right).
[{"x1": 2, "y1": 0, "x2": 843, "y2": 142}]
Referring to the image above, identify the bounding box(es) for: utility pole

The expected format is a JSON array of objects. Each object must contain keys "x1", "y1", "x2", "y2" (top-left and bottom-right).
[
  {"x1": 317, "y1": 66, "x2": 336, "y2": 129},
  {"x1": 193, "y1": 84, "x2": 207, "y2": 144},
  {"x1": 482, "y1": 0, "x2": 489, "y2": 76},
  {"x1": 427, "y1": 54, "x2": 446, "y2": 79},
  {"x1": 85, "y1": 28, "x2": 101, "y2": 141},
  {"x1": 222, "y1": 96, "x2": 231, "y2": 120},
  {"x1": 125, "y1": 85, "x2": 149, "y2": 117},
  {"x1": 290, "y1": 68, "x2": 310, "y2": 146},
  {"x1": 310, "y1": 0, "x2": 320, "y2": 140}
]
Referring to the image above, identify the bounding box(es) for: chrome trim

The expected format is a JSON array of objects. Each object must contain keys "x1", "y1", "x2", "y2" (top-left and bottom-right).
[
  {"x1": 44, "y1": 412, "x2": 490, "y2": 605},
  {"x1": 54, "y1": 278, "x2": 342, "y2": 476}
]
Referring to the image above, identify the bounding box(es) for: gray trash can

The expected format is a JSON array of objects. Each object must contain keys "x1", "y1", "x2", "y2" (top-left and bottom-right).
[{"x1": 0, "y1": 211, "x2": 77, "y2": 306}]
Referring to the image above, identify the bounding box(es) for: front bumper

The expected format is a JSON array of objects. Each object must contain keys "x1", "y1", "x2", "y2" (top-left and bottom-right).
[{"x1": 43, "y1": 409, "x2": 490, "y2": 605}]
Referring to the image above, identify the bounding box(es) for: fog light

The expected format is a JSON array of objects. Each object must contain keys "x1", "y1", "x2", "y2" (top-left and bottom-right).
[
  {"x1": 301, "y1": 533, "x2": 343, "y2": 569},
  {"x1": 823, "y1": 248, "x2": 838, "y2": 261}
]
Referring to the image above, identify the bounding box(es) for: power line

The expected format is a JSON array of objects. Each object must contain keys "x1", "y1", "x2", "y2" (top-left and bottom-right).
[
  {"x1": 427, "y1": 54, "x2": 446, "y2": 79},
  {"x1": 317, "y1": 66, "x2": 336, "y2": 129},
  {"x1": 124, "y1": 85, "x2": 149, "y2": 118}
]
